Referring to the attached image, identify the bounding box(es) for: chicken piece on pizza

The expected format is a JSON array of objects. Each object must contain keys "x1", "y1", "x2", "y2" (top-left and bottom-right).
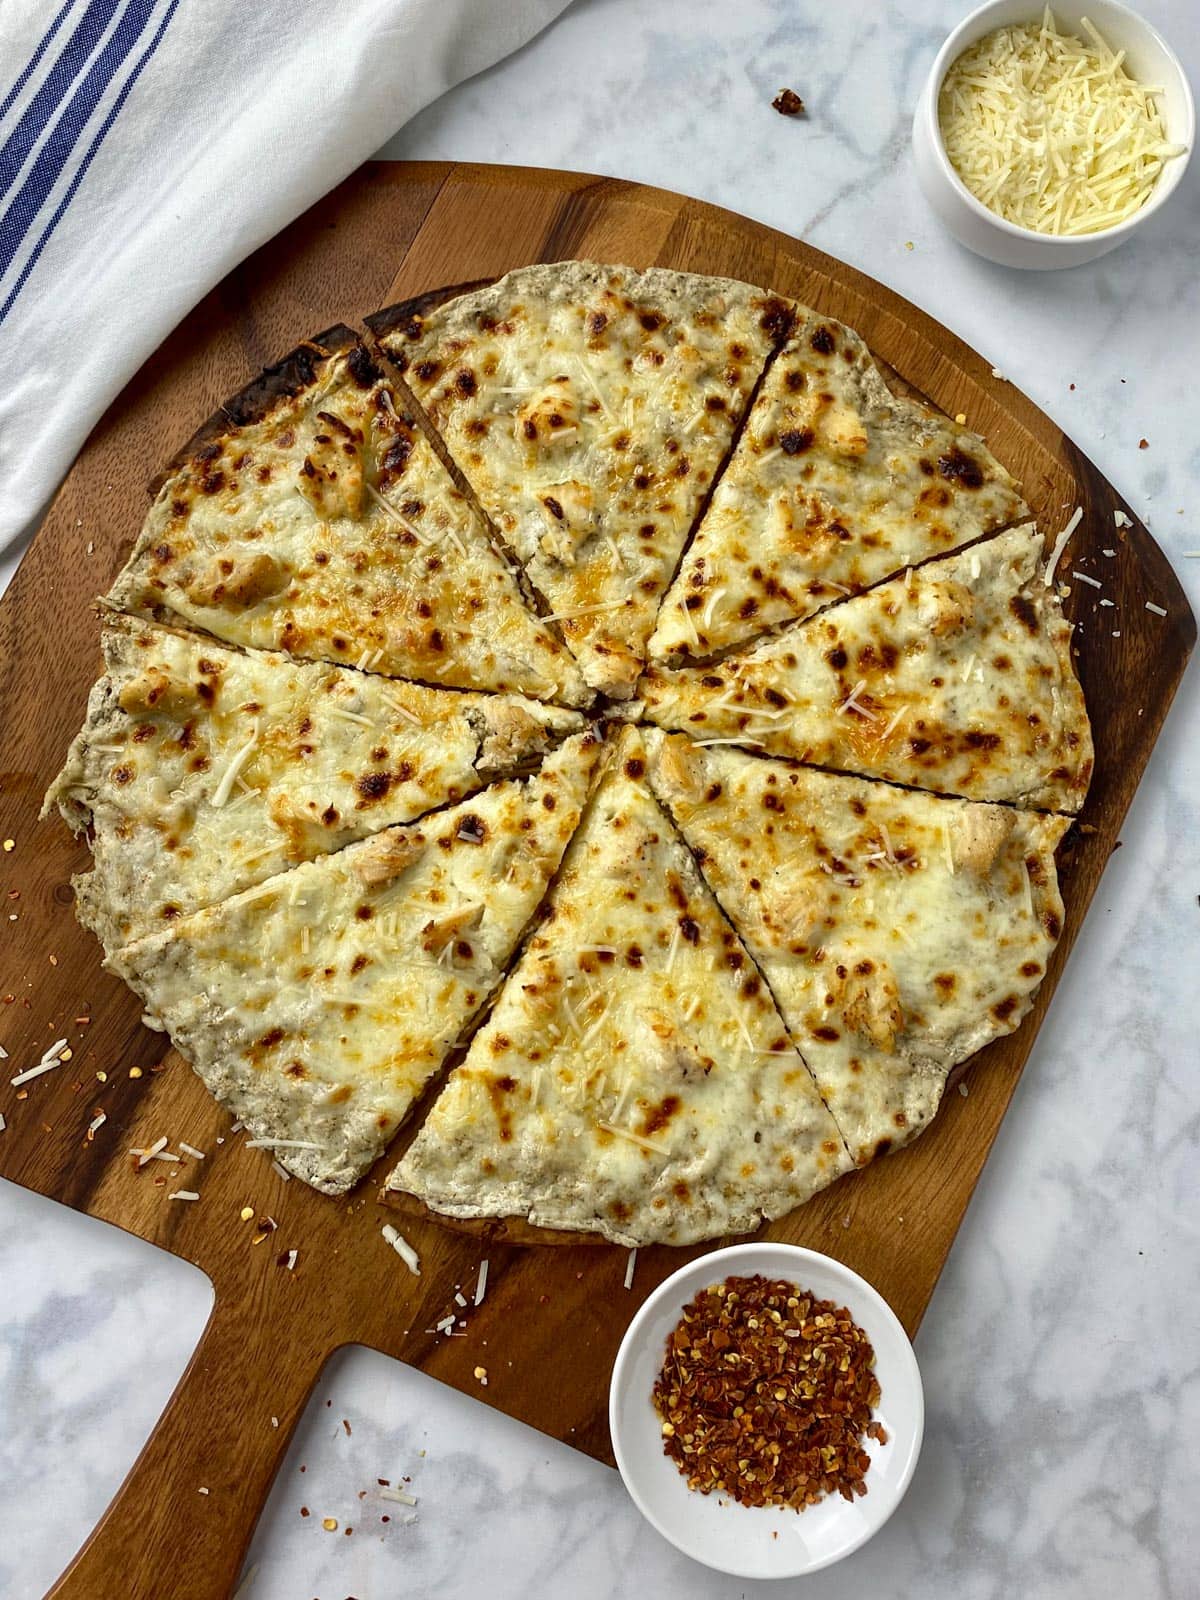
[
  {"x1": 643, "y1": 729, "x2": 1070, "y2": 1166},
  {"x1": 387, "y1": 727, "x2": 851, "y2": 1245},
  {"x1": 110, "y1": 731, "x2": 606, "y2": 1194},
  {"x1": 641, "y1": 524, "x2": 1092, "y2": 812},
  {"x1": 650, "y1": 309, "x2": 1028, "y2": 661},
  {"x1": 368, "y1": 263, "x2": 794, "y2": 697},
  {"x1": 106, "y1": 326, "x2": 586, "y2": 706},
  {"x1": 43, "y1": 614, "x2": 585, "y2": 948}
]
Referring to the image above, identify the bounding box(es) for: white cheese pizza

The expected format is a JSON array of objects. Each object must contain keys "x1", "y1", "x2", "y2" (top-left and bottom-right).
[
  {"x1": 110, "y1": 732, "x2": 605, "y2": 1192},
  {"x1": 641, "y1": 525, "x2": 1092, "y2": 811},
  {"x1": 44, "y1": 614, "x2": 583, "y2": 948},
  {"x1": 369, "y1": 264, "x2": 793, "y2": 697},
  {"x1": 106, "y1": 326, "x2": 587, "y2": 706},
  {"x1": 650, "y1": 308, "x2": 1027, "y2": 660},
  {"x1": 388, "y1": 729, "x2": 851, "y2": 1243},
  {"x1": 643, "y1": 729, "x2": 1070, "y2": 1165}
]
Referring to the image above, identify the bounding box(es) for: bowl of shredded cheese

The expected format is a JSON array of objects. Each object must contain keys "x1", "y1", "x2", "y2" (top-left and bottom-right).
[{"x1": 912, "y1": 1, "x2": 1193, "y2": 267}]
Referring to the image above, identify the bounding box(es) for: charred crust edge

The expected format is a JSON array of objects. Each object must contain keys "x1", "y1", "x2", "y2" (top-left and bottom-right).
[
  {"x1": 147, "y1": 323, "x2": 364, "y2": 496},
  {"x1": 364, "y1": 280, "x2": 498, "y2": 344}
]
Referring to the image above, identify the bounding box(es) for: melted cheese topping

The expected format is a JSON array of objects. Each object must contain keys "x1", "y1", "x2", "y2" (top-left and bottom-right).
[
  {"x1": 390, "y1": 729, "x2": 849, "y2": 1245},
  {"x1": 642, "y1": 525, "x2": 1093, "y2": 812},
  {"x1": 44, "y1": 617, "x2": 581, "y2": 944},
  {"x1": 939, "y1": 9, "x2": 1186, "y2": 236},
  {"x1": 106, "y1": 345, "x2": 585, "y2": 706},
  {"x1": 111, "y1": 734, "x2": 603, "y2": 1193},
  {"x1": 644, "y1": 729, "x2": 1070, "y2": 1163},
  {"x1": 379, "y1": 263, "x2": 790, "y2": 697},
  {"x1": 650, "y1": 311, "x2": 1027, "y2": 660}
]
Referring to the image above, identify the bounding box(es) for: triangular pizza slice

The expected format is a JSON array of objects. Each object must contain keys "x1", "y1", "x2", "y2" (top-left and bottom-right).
[
  {"x1": 106, "y1": 326, "x2": 587, "y2": 706},
  {"x1": 388, "y1": 728, "x2": 851, "y2": 1245},
  {"x1": 368, "y1": 263, "x2": 793, "y2": 697},
  {"x1": 641, "y1": 524, "x2": 1092, "y2": 811},
  {"x1": 642, "y1": 729, "x2": 1070, "y2": 1166},
  {"x1": 44, "y1": 614, "x2": 584, "y2": 948},
  {"x1": 650, "y1": 307, "x2": 1028, "y2": 660},
  {"x1": 110, "y1": 732, "x2": 605, "y2": 1194}
]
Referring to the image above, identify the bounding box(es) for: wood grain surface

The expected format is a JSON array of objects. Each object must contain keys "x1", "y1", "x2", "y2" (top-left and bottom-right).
[{"x1": 0, "y1": 162, "x2": 1190, "y2": 1600}]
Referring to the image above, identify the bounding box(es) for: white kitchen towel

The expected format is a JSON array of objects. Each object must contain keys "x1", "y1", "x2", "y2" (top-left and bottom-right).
[{"x1": 0, "y1": 0, "x2": 571, "y2": 557}]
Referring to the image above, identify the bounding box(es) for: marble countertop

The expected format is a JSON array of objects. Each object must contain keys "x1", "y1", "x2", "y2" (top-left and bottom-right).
[{"x1": 3, "y1": 1, "x2": 1199, "y2": 1595}]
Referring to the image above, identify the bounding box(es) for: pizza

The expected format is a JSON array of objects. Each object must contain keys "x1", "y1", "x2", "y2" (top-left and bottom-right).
[
  {"x1": 106, "y1": 326, "x2": 587, "y2": 706},
  {"x1": 641, "y1": 729, "x2": 1070, "y2": 1165},
  {"x1": 650, "y1": 307, "x2": 1028, "y2": 661},
  {"x1": 369, "y1": 264, "x2": 793, "y2": 697},
  {"x1": 389, "y1": 728, "x2": 851, "y2": 1244},
  {"x1": 640, "y1": 524, "x2": 1093, "y2": 810},
  {"x1": 43, "y1": 614, "x2": 583, "y2": 948},
  {"x1": 110, "y1": 733, "x2": 604, "y2": 1192},
  {"x1": 43, "y1": 261, "x2": 1091, "y2": 1244}
]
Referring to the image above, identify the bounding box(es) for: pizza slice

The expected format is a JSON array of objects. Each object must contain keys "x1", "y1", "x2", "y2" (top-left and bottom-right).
[
  {"x1": 650, "y1": 308, "x2": 1028, "y2": 661},
  {"x1": 43, "y1": 614, "x2": 584, "y2": 948},
  {"x1": 642, "y1": 729, "x2": 1070, "y2": 1166},
  {"x1": 105, "y1": 326, "x2": 587, "y2": 706},
  {"x1": 109, "y1": 731, "x2": 606, "y2": 1194},
  {"x1": 368, "y1": 263, "x2": 793, "y2": 697},
  {"x1": 387, "y1": 728, "x2": 851, "y2": 1245},
  {"x1": 641, "y1": 524, "x2": 1092, "y2": 811}
]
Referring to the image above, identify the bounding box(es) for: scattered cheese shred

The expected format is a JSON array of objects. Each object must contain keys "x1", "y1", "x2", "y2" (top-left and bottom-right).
[
  {"x1": 1113, "y1": 509, "x2": 1133, "y2": 529},
  {"x1": 169, "y1": 1189, "x2": 200, "y2": 1202},
  {"x1": 381, "y1": 1223, "x2": 421, "y2": 1275},
  {"x1": 210, "y1": 729, "x2": 259, "y2": 809},
  {"x1": 1145, "y1": 600, "x2": 1167, "y2": 616},
  {"x1": 1044, "y1": 506, "x2": 1082, "y2": 586},
  {"x1": 474, "y1": 1257, "x2": 489, "y2": 1306},
  {"x1": 244, "y1": 1138, "x2": 325, "y2": 1150},
  {"x1": 0, "y1": 1113, "x2": 6, "y2": 1133},
  {"x1": 939, "y1": 8, "x2": 1185, "y2": 237},
  {"x1": 624, "y1": 1248, "x2": 638, "y2": 1290},
  {"x1": 597, "y1": 1120, "x2": 670, "y2": 1156},
  {"x1": 380, "y1": 1487, "x2": 419, "y2": 1505},
  {"x1": 179, "y1": 1142, "x2": 206, "y2": 1160},
  {"x1": 1071, "y1": 570, "x2": 1102, "y2": 588},
  {"x1": 137, "y1": 1136, "x2": 168, "y2": 1168}
]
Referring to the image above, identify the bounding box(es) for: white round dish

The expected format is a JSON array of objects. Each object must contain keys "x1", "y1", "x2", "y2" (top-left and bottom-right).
[
  {"x1": 608, "y1": 1242, "x2": 924, "y2": 1580},
  {"x1": 911, "y1": 0, "x2": 1194, "y2": 269}
]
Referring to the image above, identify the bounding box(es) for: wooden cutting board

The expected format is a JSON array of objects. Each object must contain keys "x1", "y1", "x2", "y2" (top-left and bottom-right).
[{"x1": 0, "y1": 163, "x2": 1191, "y2": 1600}]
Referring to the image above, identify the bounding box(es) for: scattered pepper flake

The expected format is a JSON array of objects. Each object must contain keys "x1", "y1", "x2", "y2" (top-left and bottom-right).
[
  {"x1": 128, "y1": 1066, "x2": 143, "y2": 1079},
  {"x1": 771, "y1": 87, "x2": 805, "y2": 116},
  {"x1": 240, "y1": 1205, "x2": 255, "y2": 1222},
  {"x1": 473, "y1": 1365, "x2": 489, "y2": 1387},
  {"x1": 322, "y1": 1517, "x2": 338, "y2": 1532},
  {"x1": 1138, "y1": 437, "x2": 1149, "y2": 449},
  {"x1": 652, "y1": 1274, "x2": 885, "y2": 1512}
]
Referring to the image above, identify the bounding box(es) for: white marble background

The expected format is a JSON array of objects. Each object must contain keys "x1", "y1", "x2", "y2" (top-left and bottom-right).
[{"x1": 2, "y1": 0, "x2": 1199, "y2": 1595}]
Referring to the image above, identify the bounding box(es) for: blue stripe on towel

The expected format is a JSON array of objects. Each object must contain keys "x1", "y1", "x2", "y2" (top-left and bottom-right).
[
  {"x1": 0, "y1": 0, "x2": 125, "y2": 204},
  {"x1": 0, "y1": 0, "x2": 80, "y2": 127},
  {"x1": 0, "y1": 0, "x2": 179, "y2": 328}
]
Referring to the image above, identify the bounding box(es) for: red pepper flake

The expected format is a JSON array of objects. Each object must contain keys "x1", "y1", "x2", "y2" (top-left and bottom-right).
[
  {"x1": 772, "y1": 87, "x2": 806, "y2": 116},
  {"x1": 651, "y1": 1274, "x2": 885, "y2": 1512},
  {"x1": 300, "y1": 1506, "x2": 309, "y2": 1517},
  {"x1": 1138, "y1": 437, "x2": 1149, "y2": 449},
  {"x1": 342, "y1": 1418, "x2": 352, "y2": 1436}
]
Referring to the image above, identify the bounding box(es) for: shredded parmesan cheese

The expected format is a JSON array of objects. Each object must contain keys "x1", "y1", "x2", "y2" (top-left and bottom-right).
[
  {"x1": 597, "y1": 1120, "x2": 671, "y2": 1156},
  {"x1": 939, "y1": 9, "x2": 1185, "y2": 237},
  {"x1": 381, "y1": 1223, "x2": 421, "y2": 1275},
  {"x1": 1145, "y1": 600, "x2": 1167, "y2": 616},
  {"x1": 624, "y1": 1248, "x2": 638, "y2": 1290},
  {"x1": 210, "y1": 727, "x2": 259, "y2": 809},
  {"x1": 1044, "y1": 506, "x2": 1083, "y2": 585},
  {"x1": 474, "y1": 1258, "x2": 489, "y2": 1306}
]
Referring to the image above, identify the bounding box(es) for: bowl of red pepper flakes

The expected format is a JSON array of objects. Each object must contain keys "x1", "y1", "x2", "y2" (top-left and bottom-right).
[{"x1": 609, "y1": 1243, "x2": 924, "y2": 1579}]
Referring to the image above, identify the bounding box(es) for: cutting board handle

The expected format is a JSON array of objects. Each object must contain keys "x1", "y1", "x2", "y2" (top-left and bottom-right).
[{"x1": 45, "y1": 1287, "x2": 330, "y2": 1600}]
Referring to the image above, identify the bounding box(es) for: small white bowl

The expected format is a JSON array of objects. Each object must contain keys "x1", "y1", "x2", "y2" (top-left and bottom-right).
[
  {"x1": 912, "y1": 0, "x2": 1194, "y2": 269},
  {"x1": 608, "y1": 1242, "x2": 924, "y2": 1580}
]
